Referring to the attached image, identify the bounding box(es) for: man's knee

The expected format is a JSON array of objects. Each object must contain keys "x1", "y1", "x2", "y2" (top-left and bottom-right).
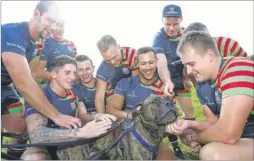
[
  {"x1": 199, "y1": 142, "x2": 225, "y2": 160},
  {"x1": 21, "y1": 147, "x2": 51, "y2": 160}
]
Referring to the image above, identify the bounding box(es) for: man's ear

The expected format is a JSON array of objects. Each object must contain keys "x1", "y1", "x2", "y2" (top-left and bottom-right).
[
  {"x1": 206, "y1": 49, "x2": 216, "y2": 62},
  {"x1": 51, "y1": 70, "x2": 57, "y2": 79},
  {"x1": 33, "y1": 9, "x2": 41, "y2": 21}
]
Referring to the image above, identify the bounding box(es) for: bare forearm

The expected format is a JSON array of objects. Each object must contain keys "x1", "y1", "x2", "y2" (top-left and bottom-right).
[
  {"x1": 28, "y1": 127, "x2": 80, "y2": 143},
  {"x1": 195, "y1": 123, "x2": 231, "y2": 144},
  {"x1": 37, "y1": 70, "x2": 51, "y2": 80},
  {"x1": 188, "y1": 120, "x2": 215, "y2": 133},
  {"x1": 106, "y1": 106, "x2": 126, "y2": 120},
  {"x1": 158, "y1": 63, "x2": 171, "y2": 83},
  {"x1": 95, "y1": 98, "x2": 105, "y2": 113},
  {"x1": 17, "y1": 81, "x2": 59, "y2": 119}
]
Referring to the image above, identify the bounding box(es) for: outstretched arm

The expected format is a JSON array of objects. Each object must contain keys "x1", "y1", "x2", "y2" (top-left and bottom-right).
[{"x1": 26, "y1": 113, "x2": 80, "y2": 143}]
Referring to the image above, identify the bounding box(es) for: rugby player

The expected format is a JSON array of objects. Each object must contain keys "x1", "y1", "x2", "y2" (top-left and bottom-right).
[
  {"x1": 22, "y1": 55, "x2": 116, "y2": 160},
  {"x1": 107, "y1": 46, "x2": 180, "y2": 160},
  {"x1": 167, "y1": 31, "x2": 254, "y2": 160},
  {"x1": 72, "y1": 55, "x2": 97, "y2": 114},
  {"x1": 95, "y1": 35, "x2": 139, "y2": 113},
  {"x1": 1, "y1": 1, "x2": 81, "y2": 157}
]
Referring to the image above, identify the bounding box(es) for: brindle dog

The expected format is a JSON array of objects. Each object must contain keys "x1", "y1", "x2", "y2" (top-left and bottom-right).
[{"x1": 57, "y1": 95, "x2": 178, "y2": 160}]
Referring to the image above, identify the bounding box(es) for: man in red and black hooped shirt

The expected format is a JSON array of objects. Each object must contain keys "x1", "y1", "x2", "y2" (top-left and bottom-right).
[
  {"x1": 183, "y1": 22, "x2": 248, "y2": 86},
  {"x1": 167, "y1": 31, "x2": 254, "y2": 160}
]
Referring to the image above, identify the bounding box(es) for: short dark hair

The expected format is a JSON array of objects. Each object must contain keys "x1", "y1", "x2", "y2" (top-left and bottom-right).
[
  {"x1": 75, "y1": 55, "x2": 93, "y2": 66},
  {"x1": 48, "y1": 55, "x2": 77, "y2": 72},
  {"x1": 96, "y1": 35, "x2": 117, "y2": 53},
  {"x1": 136, "y1": 46, "x2": 156, "y2": 57},
  {"x1": 183, "y1": 22, "x2": 209, "y2": 34},
  {"x1": 177, "y1": 31, "x2": 219, "y2": 57},
  {"x1": 35, "y1": 1, "x2": 57, "y2": 15}
]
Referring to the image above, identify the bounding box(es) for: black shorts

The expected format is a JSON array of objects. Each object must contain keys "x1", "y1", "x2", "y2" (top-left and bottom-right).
[{"x1": 1, "y1": 84, "x2": 24, "y2": 115}]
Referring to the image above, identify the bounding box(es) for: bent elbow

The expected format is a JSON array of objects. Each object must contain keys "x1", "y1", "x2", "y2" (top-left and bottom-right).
[{"x1": 221, "y1": 132, "x2": 241, "y2": 145}]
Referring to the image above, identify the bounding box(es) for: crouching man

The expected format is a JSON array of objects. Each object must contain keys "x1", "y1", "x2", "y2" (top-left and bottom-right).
[
  {"x1": 167, "y1": 31, "x2": 254, "y2": 160},
  {"x1": 22, "y1": 55, "x2": 116, "y2": 160}
]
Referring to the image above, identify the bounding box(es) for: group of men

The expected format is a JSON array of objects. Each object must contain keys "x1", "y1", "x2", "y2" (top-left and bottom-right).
[{"x1": 1, "y1": 1, "x2": 253, "y2": 160}]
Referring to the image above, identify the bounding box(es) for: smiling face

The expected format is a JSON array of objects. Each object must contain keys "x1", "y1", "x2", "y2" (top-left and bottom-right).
[
  {"x1": 137, "y1": 51, "x2": 157, "y2": 81},
  {"x1": 180, "y1": 46, "x2": 215, "y2": 82},
  {"x1": 77, "y1": 60, "x2": 95, "y2": 83},
  {"x1": 51, "y1": 64, "x2": 77, "y2": 90},
  {"x1": 34, "y1": 3, "x2": 63, "y2": 39},
  {"x1": 101, "y1": 45, "x2": 122, "y2": 67}
]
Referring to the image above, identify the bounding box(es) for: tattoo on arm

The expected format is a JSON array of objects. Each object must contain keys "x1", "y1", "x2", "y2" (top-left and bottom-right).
[{"x1": 26, "y1": 114, "x2": 80, "y2": 143}]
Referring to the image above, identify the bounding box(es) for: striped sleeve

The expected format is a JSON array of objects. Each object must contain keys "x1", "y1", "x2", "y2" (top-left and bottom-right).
[
  {"x1": 121, "y1": 47, "x2": 138, "y2": 71},
  {"x1": 105, "y1": 83, "x2": 114, "y2": 102},
  {"x1": 215, "y1": 37, "x2": 248, "y2": 57},
  {"x1": 220, "y1": 58, "x2": 254, "y2": 99}
]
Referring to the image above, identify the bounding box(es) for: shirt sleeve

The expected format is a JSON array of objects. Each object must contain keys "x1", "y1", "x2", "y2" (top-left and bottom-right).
[
  {"x1": 25, "y1": 88, "x2": 52, "y2": 117},
  {"x1": 130, "y1": 52, "x2": 138, "y2": 71},
  {"x1": 1, "y1": 28, "x2": 27, "y2": 57},
  {"x1": 114, "y1": 78, "x2": 128, "y2": 97},
  {"x1": 96, "y1": 61, "x2": 112, "y2": 82},
  {"x1": 221, "y1": 58, "x2": 254, "y2": 99},
  {"x1": 215, "y1": 37, "x2": 248, "y2": 57},
  {"x1": 152, "y1": 33, "x2": 165, "y2": 54}
]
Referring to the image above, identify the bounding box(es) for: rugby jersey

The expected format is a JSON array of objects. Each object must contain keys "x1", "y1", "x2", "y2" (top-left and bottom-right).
[
  {"x1": 215, "y1": 37, "x2": 248, "y2": 57},
  {"x1": 114, "y1": 76, "x2": 164, "y2": 110}
]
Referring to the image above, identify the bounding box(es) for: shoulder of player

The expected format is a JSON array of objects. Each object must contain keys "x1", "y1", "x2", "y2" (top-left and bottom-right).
[
  {"x1": 2, "y1": 22, "x2": 27, "y2": 41},
  {"x1": 221, "y1": 57, "x2": 253, "y2": 78},
  {"x1": 153, "y1": 28, "x2": 167, "y2": 41},
  {"x1": 224, "y1": 57, "x2": 253, "y2": 69},
  {"x1": 214, "y1": 36, "x2": 237, "y2": 43},
  {"x1": 118, "y1": 75, "x2": 138, "y2": 85}
]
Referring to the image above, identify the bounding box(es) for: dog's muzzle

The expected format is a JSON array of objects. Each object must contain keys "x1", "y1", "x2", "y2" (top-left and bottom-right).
[{"x1": 156, "y1": 99, "x2": 178, "y2": 126}]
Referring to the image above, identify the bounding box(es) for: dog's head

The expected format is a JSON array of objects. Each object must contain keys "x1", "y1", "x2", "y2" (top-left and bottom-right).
[{"x1": 132, "y1": 94, "x2": 178, "y2": 126}]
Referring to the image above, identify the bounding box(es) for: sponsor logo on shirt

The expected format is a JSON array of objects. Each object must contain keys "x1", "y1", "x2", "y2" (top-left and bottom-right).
[
  {"x1": 70, "y1": 102, "x2": 76, "y2": 111},
  {"x1": 127, "y1": 91, "x2": 137, "y2": 98},
  {"x1": 215, "y1": 90, "x2": 221, "y2": 104},
  {"x1": 32, "y1": 48, "x2": 39, "y2": 57},
  {"x1": 6, "y1": 42, "x2": 25, "y2": 52}
]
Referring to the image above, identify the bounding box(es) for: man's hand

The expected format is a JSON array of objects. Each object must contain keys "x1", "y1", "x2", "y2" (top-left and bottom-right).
[
  {"x1": 164, "y1": 81, "x2": 175, "y2": 96},
  {"x1": 77, "y1": 119, "x2": 113, "y2": 138},
  {"x1": 94, "y1": 113, "x2": 117, "y2": 122},
  {"x1": 166, "y1": 120, "x2": 190, "y2": 135},
  {"x1": 51, "y1": 114, "x2": 82, "y2": 129}
]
